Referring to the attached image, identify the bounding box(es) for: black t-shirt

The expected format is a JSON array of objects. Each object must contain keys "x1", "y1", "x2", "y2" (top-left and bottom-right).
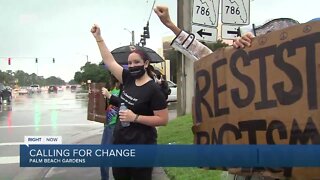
[{"x1": 113, "y1": 69, "x2": 167, "y2": 144}]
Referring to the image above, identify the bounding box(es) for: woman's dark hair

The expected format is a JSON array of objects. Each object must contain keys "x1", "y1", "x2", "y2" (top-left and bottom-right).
[
  {"x1": 130, "y1": 49, "x2": 153, "y2": 78},
  {"x1": 147, "y1": 64, "x2": 162, "y2": 79}
]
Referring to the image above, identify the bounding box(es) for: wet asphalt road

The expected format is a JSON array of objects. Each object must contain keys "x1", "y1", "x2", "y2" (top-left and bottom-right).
[{"x1": 0, "y1": 89, "x2": 177, "y2": 179}]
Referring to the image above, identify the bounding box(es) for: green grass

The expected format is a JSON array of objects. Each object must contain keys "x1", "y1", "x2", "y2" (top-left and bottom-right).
[{"x1": 157, "y1": 114, "x2": 224, "y2": 180}]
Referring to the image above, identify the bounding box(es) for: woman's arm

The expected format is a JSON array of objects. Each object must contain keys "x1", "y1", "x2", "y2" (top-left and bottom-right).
[
  {"x1": 135, "y1": 109, "x2": 169, "y2": 126},
  {"x1": 154, "y1": 6, "x2": 212, "y2": 61},
  {"x1": 154, "y1": 6, "x2": 180, "y2": 35},
  {"x1": 118, "y1": 108, "x2": 169, "y2": 127},
  {"x1": 91, "y1": 24, "x2": 123, "y2": 83},
  {"x1": 109, "y1": 95, "x2": 121, "y2": 107},
  {"x1": 102, "y1": 87, "x2": 121, "y2": 107}
]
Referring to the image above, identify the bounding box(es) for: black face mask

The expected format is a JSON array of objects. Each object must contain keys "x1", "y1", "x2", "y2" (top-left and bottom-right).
[{"x1": 129, "y1": 65, "x2": 146, "y2": 79}]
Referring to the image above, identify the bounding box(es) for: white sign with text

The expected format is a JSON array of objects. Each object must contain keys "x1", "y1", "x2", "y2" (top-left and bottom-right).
[
  {"x1": 192, "y1": 0, "x2": 220, "y2": 27},
  {"x1": 221, "y1": 0, "x2": 250, "y2": 25},
  {"x1": 24, "y1": 136, "x2": 62, "y2": 146}
]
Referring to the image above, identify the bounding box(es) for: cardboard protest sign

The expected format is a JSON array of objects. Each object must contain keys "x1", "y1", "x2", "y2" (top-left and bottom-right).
[
  {"x1": 192, "y1": 21, "x2": 320, "y2": 179},
  {"x1": 87, "y1": 83, "x2": 106, "y2": 123}
]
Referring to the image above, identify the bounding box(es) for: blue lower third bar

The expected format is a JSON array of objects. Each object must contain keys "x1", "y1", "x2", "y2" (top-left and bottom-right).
[{"x1": 20, "y1": 145, "x2": 320, "y2": 167}]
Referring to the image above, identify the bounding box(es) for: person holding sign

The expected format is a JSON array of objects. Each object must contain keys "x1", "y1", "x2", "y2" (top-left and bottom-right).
[
  {"x1": 91, "y1": 24, "x2": 168, "y2": 180},
  {"x1": 155, "y1": 5, "x2": 317, "y2": 180},
  {"x1": 153, "y1": 5, "x2": 254, "y2": 60},
  {"x1": 100, "y1": 75, "x2": 121, "y2": 180},
  {"x1": 153, "y1": 5, "x2": 263, "y2": 180}
]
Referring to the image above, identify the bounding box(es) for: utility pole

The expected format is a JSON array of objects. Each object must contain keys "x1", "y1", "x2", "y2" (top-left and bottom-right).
[{"x1": 177, "y1": 0, "x2": 193, "y2": 116}]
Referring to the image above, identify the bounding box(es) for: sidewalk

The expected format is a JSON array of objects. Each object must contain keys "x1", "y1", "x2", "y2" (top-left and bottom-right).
[{"x1": 14, "y1": 129, "x2": 170, "y2": 180}]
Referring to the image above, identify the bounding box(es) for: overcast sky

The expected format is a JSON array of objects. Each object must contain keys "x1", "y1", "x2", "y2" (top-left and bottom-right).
[{"x1": 0, "y1": 0, "x2": 319, "y2": 82}]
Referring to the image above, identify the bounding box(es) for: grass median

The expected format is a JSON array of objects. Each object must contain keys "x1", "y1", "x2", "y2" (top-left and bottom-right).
[{"x1": 157, "y1": 114, "x2": 224, "y2": 180}]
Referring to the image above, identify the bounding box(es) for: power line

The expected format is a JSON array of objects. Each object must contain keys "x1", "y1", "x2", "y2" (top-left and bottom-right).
[
  {"x1": 147, "y1": 0, "x2": 156, "y2": 22},
  {"x1": 137, "y1": 0, "x2": 155, "y2": 46}
]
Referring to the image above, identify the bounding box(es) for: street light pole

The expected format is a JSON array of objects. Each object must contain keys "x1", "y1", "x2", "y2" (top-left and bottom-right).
[
  {"x1": 124, "y1": 28, "x2": 135, "y2": 45},
  {"x1": 131, "y1": 30, "x2": 135, "y2": 45}
]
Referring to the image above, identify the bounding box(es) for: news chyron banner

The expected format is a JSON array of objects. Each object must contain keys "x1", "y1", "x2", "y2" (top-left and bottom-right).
[
  {"x1": 20, "y1": 144, "x2": 320, "y2": 167},
  {"x1": 192, "y1": 21, "x2": 320, "y2": 179}
]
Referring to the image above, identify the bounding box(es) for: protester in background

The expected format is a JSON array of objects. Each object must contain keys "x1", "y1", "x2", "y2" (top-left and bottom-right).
[
  {"x1": 100, "y1": 75, "x2": 121, "y2": 180},
  {"x1": 91, "y1": 24, "x2": 168, "y2": 180},
  {"x1": 154, "y1": 5, "x2": 254, "y2": 61},
  {"x1": 148, "y1": 64, "x2": 171, "y2": 100}
]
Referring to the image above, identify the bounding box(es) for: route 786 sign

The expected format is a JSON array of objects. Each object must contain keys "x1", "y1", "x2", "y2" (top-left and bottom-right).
[
  {"x1": 192, "y1": 0, "x2": 220, "y2": 27},
  {"x1": 222, "y1": 0, "x2": 250, "y2": 25}
]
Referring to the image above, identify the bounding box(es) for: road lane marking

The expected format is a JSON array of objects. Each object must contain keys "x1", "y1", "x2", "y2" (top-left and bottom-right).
[
  {"x1": 0, "y1": 156, "x2": 19, "y2": 164},
  {"x1": 0, "y1": 123, "x2": 101, "y2": 129}
]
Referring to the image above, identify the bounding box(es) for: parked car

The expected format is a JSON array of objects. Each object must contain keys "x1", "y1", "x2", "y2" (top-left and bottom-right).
[
  {"x1": 167, "y1": 80, "x2": 177, "y2": 102},
  {"x1": 48, "y1": 85, "x2": 58, "y2": 93},
  {"x1": 29, "y1": 84, "x2": 41, "y2": 93},
  {"x1": 0, "y1": 83, "x2": 12, "y2": 104}
]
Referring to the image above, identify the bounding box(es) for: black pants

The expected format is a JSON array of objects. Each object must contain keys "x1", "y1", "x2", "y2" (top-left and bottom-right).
[{"x1": 112, "y1": 167, "x2": 152, "y2": 180}]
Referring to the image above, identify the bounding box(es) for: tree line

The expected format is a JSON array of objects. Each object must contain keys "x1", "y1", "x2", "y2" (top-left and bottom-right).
[
  {"x1": 0, "y1": 40, "x2": 228, "y2": 87},
  {"x1": 0, "y1": 70, "x2": 67, "y2": 87}
]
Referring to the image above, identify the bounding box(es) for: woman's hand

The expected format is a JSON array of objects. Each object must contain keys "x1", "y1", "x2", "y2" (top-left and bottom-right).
[
  {"x1": 232, "y1": 32, "x2": 255, "y2": 49},
  {"x1": 119, "y1": 109, "x2": 136, "y2": 122},
  {"x1": 154, "y1": 5, "x2": 181, "y2": 36},
  {"x1": 154, "y1": 6, "x2": 173, "y2": 28},
  {"x1": 91, "y1": 24, "x2": 103, "y2": 41}
]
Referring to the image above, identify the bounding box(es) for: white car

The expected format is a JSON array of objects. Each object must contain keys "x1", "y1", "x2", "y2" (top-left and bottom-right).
[
  {"x1": 28, "y1": 84, "x2": 41, "y2": 93},
  {"x1": 167, "y1": 80, "x2": 177, "y2": 102}
]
